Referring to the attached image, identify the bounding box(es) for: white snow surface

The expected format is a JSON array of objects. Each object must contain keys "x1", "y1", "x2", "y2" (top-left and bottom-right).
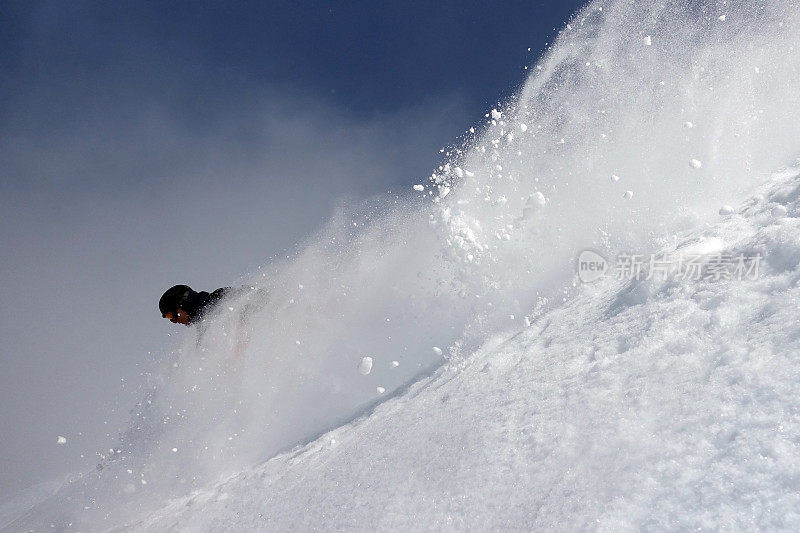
[
  {"x1": 136, "y1": 170, "x2": 800, "y2": 530},
  {"x1": 7, "y1": 0, "x2": 800, "y2": 530}
]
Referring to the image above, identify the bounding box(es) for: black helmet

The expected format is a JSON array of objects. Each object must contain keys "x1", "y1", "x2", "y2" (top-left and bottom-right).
[{"x1": 159, "y1": 284, "x2": 193, "y2": 318}]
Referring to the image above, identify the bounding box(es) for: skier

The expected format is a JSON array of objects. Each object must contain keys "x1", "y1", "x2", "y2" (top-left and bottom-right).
[{"x1": 158, "y1": 284, "x2": 230, "y2": 326}]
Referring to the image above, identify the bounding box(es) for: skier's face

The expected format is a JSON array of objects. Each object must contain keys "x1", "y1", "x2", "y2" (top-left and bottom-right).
[{"x1": 164, "y1": 308, "x2": 191, "y2": 326}]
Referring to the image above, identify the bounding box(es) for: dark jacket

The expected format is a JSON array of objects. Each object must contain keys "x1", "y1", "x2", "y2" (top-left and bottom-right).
[{"x1": 183, "y1": 287, "x2": 230, "y2": 323}]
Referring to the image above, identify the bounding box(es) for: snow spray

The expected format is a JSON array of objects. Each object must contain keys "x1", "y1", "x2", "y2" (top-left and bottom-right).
[{"x1": 16, "y1": 0, "x2": 800, "y2": 528}]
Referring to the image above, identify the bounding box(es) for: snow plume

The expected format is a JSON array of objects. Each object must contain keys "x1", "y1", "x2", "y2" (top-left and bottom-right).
[
  {"x1": 431, "y1": 0, "x2": 800, "y2": 316},
  {"x1": 11, "y1": 0, "x2": 800, "y2": 528}
]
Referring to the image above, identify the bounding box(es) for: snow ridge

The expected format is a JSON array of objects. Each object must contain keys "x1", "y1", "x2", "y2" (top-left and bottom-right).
[{"x1": 133, "y1": 169, "x2": 800, "y2": 531}]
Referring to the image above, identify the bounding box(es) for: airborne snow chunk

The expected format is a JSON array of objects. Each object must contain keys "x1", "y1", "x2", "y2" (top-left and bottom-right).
[
  {"x1": 611, "y1": 174, "x2": 620, "y2": 182},
  {"x1": 719, "y1": 205, "x2": 734, "y2": 215},
  {"x1": 432, "y1": 347, "x2": 443, "y2": 356},
  {"x1": 376, "y1": 387, "x2": 386, "y2": 394},
  {"x1": 690, "y1": 159, "x2": 703, "y2": 169},
  {"x1": 623, "y1": 190, "x2": 634, "y2": 199},
  {"x1": 528, "y1": 192, "x2": 547, "y2": 207},
  {"x1": 772, "y1": 205, "x2": 788, "y2": 217},
  {"x1": 413, "y1": 184, "x2": 425, "y2": 191},
  {"x1": 491, "y1": 109, "x2": 502, "y2": 120},
  {"x1": 391, "y1": 361, "x2": 400, "y2": 368},
  {"x1": 57, "y1": 436, "x2": 67, "y2": 445},
  {"x1": 520, "y1": 123, "x2": 528, "y2": 132},
  {"x1": 358, "y1": 357, "x2": 373, "y2": 375},
  {"x1": 644, "y1": 35, "x2": 652, "y2": 46},
  {"x1": 523, "y1": 192, "x2": 547, "y2": 219}
]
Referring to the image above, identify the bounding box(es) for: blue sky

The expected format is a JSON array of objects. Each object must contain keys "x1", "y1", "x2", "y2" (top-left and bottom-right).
[
  {"x1": 1, "y1": 1, "x2": 583, "y2": 114},
  {"x1": 0, "y1": 0, "x2": 587, "y2": 498}
]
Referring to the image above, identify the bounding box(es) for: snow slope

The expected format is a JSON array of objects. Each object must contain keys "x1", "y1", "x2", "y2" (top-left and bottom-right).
[
  {"x1": 132, "y1": 168, "x2": 800, "y2": 531},
  {"x1": 6, "y1": 0, "x2": 800, "y2": 530}
]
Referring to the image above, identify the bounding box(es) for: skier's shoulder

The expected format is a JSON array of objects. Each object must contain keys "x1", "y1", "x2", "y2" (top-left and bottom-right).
[
  {"x1": 213, "y1": 285, "x2": 269, "y2": 301},
  {"x1": 209, "y1": 287, "x2": 233, "y2": 301}
]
